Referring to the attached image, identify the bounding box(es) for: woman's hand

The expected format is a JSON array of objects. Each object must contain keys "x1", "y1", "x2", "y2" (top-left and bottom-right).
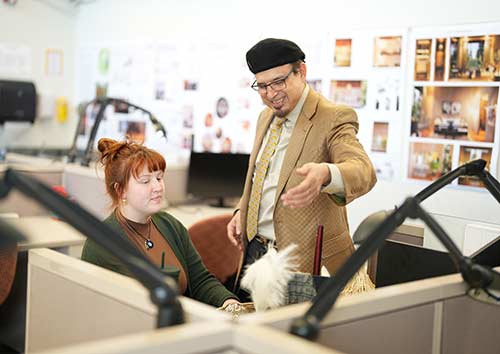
[{"x1": 222, "y1": 298, "x2": 240, "y2": 308}]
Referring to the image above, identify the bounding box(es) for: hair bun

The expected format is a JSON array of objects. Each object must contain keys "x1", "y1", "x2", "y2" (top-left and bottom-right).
[{"x1": 97, "y1": 138, "x2": 118, "y2": 154}]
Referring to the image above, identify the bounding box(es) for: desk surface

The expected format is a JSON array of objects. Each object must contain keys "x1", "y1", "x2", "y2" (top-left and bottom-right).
[
  {"x1": 5, "y1": 216, "x2": 86, "y2": 251},
  {"x1": 166, "y1": 205, "x2": 233, "y2": 228}
]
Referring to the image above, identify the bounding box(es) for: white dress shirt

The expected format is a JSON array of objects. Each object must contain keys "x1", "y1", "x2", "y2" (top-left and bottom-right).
[{"x1": 254, "y1": 84, "x2": 345, "y2": 240}]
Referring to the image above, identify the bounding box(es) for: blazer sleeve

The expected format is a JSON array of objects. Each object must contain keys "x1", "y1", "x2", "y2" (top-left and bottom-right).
[{"x1": 327, "y1": 105, "x2": 377, "y2": 205}]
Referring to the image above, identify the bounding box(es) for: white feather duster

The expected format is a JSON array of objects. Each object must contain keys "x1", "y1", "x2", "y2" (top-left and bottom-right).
[{"x1": 240, "y1": 244, "x2": 298, "y2": 311}]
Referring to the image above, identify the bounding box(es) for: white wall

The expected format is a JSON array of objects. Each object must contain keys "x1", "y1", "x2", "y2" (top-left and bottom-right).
[
  {"x1": 3, "y1": 0, "x2": 500, "y2": 247},
  {"x1": 73, "y1": 0, "x2": 500, "y2": 241},
  {"x1": 0, "y1": 0, "x2": 78, "y2": 149}
]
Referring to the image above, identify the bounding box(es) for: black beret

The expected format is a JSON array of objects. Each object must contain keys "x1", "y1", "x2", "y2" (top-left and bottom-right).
[{"x1": 246, "y1": 38, "x2": 305, "y2": 74}]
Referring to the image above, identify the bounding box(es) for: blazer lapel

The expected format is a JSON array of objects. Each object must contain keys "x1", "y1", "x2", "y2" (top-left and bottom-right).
[{"x1": 275, "y1": 90, "x2": 319, "y2": 204}]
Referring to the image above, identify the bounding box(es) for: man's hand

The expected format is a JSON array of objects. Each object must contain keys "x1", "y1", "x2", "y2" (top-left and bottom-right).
[
  {"x1": 281, "y1": 162, "x2": 331, "y2": 208},
  {"x1": 227, "y1": 210, "x2": 243, "y2": 251}
]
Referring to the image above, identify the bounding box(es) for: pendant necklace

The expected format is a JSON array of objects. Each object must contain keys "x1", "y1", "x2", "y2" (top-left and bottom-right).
[{"x1": 124, "y1": 217, "x2": 154, "y2": 250}]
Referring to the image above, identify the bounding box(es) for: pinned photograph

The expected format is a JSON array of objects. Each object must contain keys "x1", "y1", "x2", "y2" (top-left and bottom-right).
[
  {"x1": 408, "y1": 142, "x2": 453, "y2": 181},
  {"x1": 307, "y1": 79, "x2": 322, "y2": 92},
  {"x1": 330, "y1": 80, "x2": 367, "y2": 108},
  {"x1": 434, "y1": 38, "x2": 446, "y2": 81},
  {"x1": 414, "y1": 39, "x2": 431, "y2": 81},
  {"x1": 155, "y1": 81, "x2": 166, "y2": 100},
  {"x1": 449, "y1": 34, "x2": 500, "y2": 82},
  {"x1": 410, "y1": 86, "x2": 498, "y2": 142},
  {"x1": 373, "y1": 36, "x2": 402, "y2": 67},
  {"x1": 371, "y1": 122, "x2": 389, "y2": 152},
  {"x1": 458, "y1": 146, "x2": 493, "y2": 187},
  {"x1": 334, "y1": 39, "x2": 352, "y2": 67},
  {"x1": 124, "y1": 121, "x2": 146, "y2": 143},
  {"x1": 215, "y1": 97, "x2": 229, "y2": 118},
  {"x1": 183, "y1": 80, "x2": 198, "y2": 91}
]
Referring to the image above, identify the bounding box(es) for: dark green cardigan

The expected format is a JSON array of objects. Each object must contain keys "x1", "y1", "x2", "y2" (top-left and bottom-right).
[{"x1": 81, "y1": 211, "x2": 237, "y2": 307}]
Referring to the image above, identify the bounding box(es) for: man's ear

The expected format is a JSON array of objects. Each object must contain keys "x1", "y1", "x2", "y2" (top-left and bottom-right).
[{"x1": 299, "y1": 62, "x2": 307, "y2": 79}]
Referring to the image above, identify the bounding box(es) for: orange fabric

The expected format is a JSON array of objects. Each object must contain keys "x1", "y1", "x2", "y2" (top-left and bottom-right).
[
  {"x1": 188, "y1": 214, "x2": 242, "y2": 284},
  {"x1": 0, "y1": 245, "x2": 17, "y2": 305}
]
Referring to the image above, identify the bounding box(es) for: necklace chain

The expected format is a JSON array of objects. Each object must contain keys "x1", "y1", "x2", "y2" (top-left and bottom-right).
[{"x1": 119, "y1": 212, "x2": 154, "y2": 250}]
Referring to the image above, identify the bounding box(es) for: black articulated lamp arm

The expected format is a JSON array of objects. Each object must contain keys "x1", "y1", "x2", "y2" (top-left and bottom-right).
[
  {"x1": 67, "y1": 100, "x2": 95, "y2": 163},
  {"x1": 290, "y1": 196, "x2": 500, "y2": 340},
  {"x1": 0, "y1": 217, "x2": 26, "y2": 247},
  {"x1": 0, "y1": 168, "x2": 183, "y2": 328},
  {"x1": 290, "y1": 159, "x2": 500, "y2": 340},
  {"x1": 289, "y1": 199, "x2": 408, "y2": 340},
  {"x1": 81, "y1": 98, "x2": 112, "y2": 167},
  {"x1": 69, "y1": 97, "x2": 168, "y2": 167},
  {"x1": 414, "y1": 159, "x2": 500, "y2": 203}
]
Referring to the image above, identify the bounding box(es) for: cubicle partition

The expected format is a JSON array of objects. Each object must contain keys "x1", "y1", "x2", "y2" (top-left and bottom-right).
[
  {"x1": 26, "y1": 248, "x2": 228, "y2": 354},
  {"x1": 0, "y1": 217, "x2": 85, "y2": 353},
  {"x1": 0, "y1": 163, "x2": 64, "y2": 217},
  {"x1": 240, "y1": 271, "x2": 500, "y2": 354},
  {"x1": 35, "y1": 322, "x2": 346, "y2": 354}
]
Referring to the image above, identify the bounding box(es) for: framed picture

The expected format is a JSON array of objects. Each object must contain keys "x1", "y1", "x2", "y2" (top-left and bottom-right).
[
  {"x1": 441, "y1": 101, "x2": 452, "y2": 115},
  {"x1": 451, "y1": 101, "x2": 461, "y2": 115}
]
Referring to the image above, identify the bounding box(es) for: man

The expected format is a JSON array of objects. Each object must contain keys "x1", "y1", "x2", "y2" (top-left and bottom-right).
[{"x1": 227, "y1": 38, "x2": 376, "y2": 281}]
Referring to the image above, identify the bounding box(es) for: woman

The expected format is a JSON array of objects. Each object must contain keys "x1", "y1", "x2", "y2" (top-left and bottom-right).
[{"x1": 81, "y1": 138, "x2": 239, "y2": 308}]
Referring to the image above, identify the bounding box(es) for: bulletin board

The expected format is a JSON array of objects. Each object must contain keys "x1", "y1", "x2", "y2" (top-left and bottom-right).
[{"x1": 406, "y1": 22, "x2": 500, "y2": 188}]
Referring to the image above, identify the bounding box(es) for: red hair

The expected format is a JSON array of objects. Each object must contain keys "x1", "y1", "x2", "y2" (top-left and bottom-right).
[{"x1": 97, "y1": 138, "x2": 166, "y2": 208}]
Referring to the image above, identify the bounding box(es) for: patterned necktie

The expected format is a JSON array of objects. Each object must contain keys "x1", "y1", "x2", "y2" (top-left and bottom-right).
[{"x1": 246, "y1": 116, "x2": 287, "y2": 241}]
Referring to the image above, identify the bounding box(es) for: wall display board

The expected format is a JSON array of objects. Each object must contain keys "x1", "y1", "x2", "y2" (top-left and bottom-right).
[
  {"x1": 329, "y1": 29, "x2": 408, "y2": 181},
  {"x1": 407, "y1": 23, "x2": 500, "y2": 188},
  {"x1": 75, "y1": 41, "x2": 265, "y2": 164},
  {"x1": 190, "y1": 41, "x2": 263, "y2": 155}
]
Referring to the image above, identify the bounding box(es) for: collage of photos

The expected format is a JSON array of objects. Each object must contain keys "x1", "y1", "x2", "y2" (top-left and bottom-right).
[
  {"x1": 330, "y1": 32, "x2": 406, "y2": 182},
  {"x1": 409, "y1": 30, "x2": 500, "y2": 188}
]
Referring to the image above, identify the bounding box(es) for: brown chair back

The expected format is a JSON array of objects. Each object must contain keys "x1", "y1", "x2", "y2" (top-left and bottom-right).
[
  {"x1": 188, "y1": 214, "x2": 242, "y2": 285},
  {"x1": 0, "y1": 245, "x2": 18, "y2": 305}
]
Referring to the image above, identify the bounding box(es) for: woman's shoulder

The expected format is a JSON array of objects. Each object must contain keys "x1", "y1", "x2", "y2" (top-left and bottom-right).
[
  {"x1": 153, "y1": 211, "x2": 188, "y2": 235},
  {"x1": 153, "y1": 211, "x2": 191, "y2": 250},
  {"x1": 153, "y1": 211, "x2": 182, "y2": 225}
]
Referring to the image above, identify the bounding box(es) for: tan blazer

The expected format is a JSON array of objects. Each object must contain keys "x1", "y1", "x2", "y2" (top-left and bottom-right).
[{"x1": 237, "y1": 88, "x2": 377, "y2": 275}]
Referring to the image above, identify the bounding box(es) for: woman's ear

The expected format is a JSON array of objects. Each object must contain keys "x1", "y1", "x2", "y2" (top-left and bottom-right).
[{"x1": 114, "y1": 182, "x2": 125, "y2": 198}]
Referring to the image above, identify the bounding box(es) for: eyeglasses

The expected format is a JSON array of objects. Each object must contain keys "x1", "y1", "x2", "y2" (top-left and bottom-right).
[{"x1": 251, "y1": 69, "x2": 295, "y2": 93}]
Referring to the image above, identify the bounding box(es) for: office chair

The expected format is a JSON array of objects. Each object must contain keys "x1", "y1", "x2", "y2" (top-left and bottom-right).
[
  {"x1": 0, "y1": 245, "x2": 17, "y2": 305},
  {"x1": 188, "y1": 214, "x2": 242, "y2": 288}
]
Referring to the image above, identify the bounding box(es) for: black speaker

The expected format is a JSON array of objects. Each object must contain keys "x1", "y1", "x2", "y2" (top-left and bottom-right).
[{"x1": 0, "y1": 80, "x2": 37, "y2": 124}]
